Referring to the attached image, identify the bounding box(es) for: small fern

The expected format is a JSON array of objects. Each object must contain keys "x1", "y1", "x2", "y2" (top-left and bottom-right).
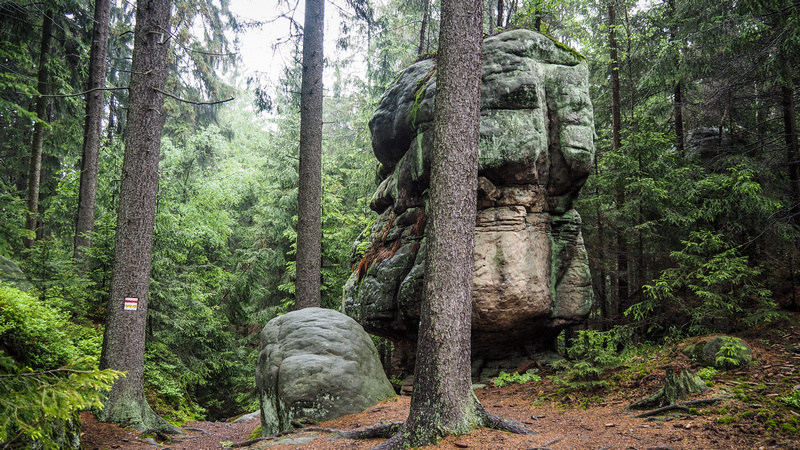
[{"x1": 493, "y1": 371, "x2": 541, "y2": 387}]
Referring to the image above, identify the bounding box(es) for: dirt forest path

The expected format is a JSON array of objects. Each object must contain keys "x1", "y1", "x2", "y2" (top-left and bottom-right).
[
  {"x1": 81, "y1": 331, "x2": 800, "y2": 449},
  {"x1": 81, "y1": 384, "x2": 799, "y2": 449}
]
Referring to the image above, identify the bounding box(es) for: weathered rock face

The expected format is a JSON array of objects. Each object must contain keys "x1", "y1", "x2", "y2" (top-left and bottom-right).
[
  {"x1": 342, "y1": 29, "x2": 595, "y2": 367},
  {"x1": 255, "y1": 308, "x2": 396, "y2": 436}
]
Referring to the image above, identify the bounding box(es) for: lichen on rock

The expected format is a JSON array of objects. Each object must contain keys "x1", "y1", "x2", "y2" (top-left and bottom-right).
[
  {"x1": 255, "y1": 308, "x2": 396, "y2": 436},
  {"x1": 343, "y1": 29, "x2": 596, "y2": 373}
]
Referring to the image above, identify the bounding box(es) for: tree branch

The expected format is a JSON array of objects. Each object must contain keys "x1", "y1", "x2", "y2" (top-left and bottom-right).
[
  {"x1": 43, "y1": 86, "x2": 129, "y2": 98},
  {"x1": 153, "y1": 88, "x2": 234, "y2": 105}
]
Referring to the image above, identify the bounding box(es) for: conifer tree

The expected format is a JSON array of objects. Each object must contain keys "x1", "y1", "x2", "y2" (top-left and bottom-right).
[
  {"x1": 96, "y1": 0, "x2": 176, "y2": 431},
  {"x1": 295, "y1": 0, "x2": 324, "y2": 309}
]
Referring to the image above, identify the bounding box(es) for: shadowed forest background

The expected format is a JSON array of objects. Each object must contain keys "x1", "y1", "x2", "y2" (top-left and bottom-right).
[{"x1": 1, "y1": 0, "x2": 799, "y2": 445}]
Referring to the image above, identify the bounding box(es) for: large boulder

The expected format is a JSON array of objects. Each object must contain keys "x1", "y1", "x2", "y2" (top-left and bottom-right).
[
  {"x1": 342, "y1": 29, "x2": 595, "y2": 371},
  {"x1": 255, "y1": 308, "x2": 396, "y2": 436}
]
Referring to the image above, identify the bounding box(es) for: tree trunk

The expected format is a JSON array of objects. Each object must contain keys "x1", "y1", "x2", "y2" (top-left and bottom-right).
[
  {"x1": 496, "y1": 0, "x2": 504, "y2": 29},
  {"x1": 25, "y1": 12, "x2": 53, "y2": 248},
  {"x1": 375, "y1": 1, "x2": 532, "y2": 447},
  {"x1": 295, "y1": 0, "x2": 324, "y2": 309},
  {"x1": 668, "y1": 0, "x2": 684, "y2": 154},
  {"x1": 674, "y1": 81, "x2": 684, "y2": 153},
  {"x1": 417, "y1": 0, "x2": 429, "y2": 56},
  {"x1": 608, "y1": 1, "x2": 621, "y2": 152},
  {"x1": 608, "y1": 0, "x2": 628, "y2": 320},
  {"x1": 74, "y1": 0, "x2": 111, "y2": 261},
  {"x1": 96, "y1": 0, "x2": 175, "y2": 432},
  {"x1": 629, "y1": 366, "x2": 709, "y2": 410},
  {"x1": 783, "y1": 84, "x2": 799, "y2": 225}
]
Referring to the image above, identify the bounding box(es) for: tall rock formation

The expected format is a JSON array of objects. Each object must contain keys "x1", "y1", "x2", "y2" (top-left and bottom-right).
[{"x1": 343, "y1": 29, "x2": 595, "y2": 373}]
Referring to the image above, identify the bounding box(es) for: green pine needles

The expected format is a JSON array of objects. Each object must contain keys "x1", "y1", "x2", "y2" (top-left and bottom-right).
[{"x1": 0, "y1": 285, "x2": 123, "y2": 448}]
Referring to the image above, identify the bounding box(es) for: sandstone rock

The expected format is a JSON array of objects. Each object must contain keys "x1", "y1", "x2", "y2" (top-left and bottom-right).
[
  {"x1": 343, "y1": 29, "x2": 595, "y2": 371},
  {"x1": 683, "y1": 336, "x2": 752, "y2": 370},
  {"x1": 255, "y1": 308, "x2": 396, "y2": 436}
]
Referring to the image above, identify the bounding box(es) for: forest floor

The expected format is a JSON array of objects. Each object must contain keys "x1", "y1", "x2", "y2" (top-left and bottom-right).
[{"x1": 81, "y1": 322, "x2": 800, "y2": 450}]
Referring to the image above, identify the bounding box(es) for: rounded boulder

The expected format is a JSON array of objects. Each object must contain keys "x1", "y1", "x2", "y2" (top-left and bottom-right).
[{"x1": 255, "y1": 307, "x2": 396, "y2": 436}]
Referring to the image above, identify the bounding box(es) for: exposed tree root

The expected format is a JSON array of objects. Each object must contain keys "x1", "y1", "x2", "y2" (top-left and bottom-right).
[
  {"x1": 478, "y1": 406, "x2": 537, "y2": 435},
  {"x1": 632, "y1": 404, "x2": 690, "y2": 418},
  {"x1": 369, "y1": 401, "x2": 536, "y2": 450},
  {"x1": 335, "y1": 421, "x2": 405, "y2": 439},
  {"x1": 679, "y1": 395, "x2": 733, "y2": 407},
  {"x1": 633, "y1": 395, "x2": 734, "y2": 418},
  {"x1": 528, "y1": 436, "x2": 564, "y2": 449},
  {"x1": 228, "y1": 421, "x2": 404, "y2": 447},
  {"x1": 230, "y1": 437, "x2": 272, "y2": 447}
]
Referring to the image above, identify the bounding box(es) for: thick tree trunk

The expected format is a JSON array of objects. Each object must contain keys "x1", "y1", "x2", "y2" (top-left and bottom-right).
[
  {"x1": 25, "y1": 12, "x2": 53, "y2": 248},
  {"x1": 74, "y1": 0, "x2": 111, "y2": 261},
  {"x1": 295, "y1": 0, "x2": 324, "y2": 309},
  {"x1": 375, "y1": 1, "x2": 532, "y2": 448},
  {"x1": 782, "y1": 84, "x2": 799, "y2": 225},
  {"x1": 96, "y1": 0, "x2": 175, "y2": 432}
]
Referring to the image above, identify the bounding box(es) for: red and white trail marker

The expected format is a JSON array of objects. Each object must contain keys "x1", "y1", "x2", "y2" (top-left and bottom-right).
[{"x1": 124, "y1": 297, "x2": 139, "y2": 311}]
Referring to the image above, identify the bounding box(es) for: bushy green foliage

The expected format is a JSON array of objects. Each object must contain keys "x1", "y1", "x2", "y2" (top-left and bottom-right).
[
  {"x1": 620, "y1": 163, "x2": 783, "y2": 336},
  {"x1": 633, "y1": 230, "x2": 779, "y2": 335},
  {"x1": 552, "y1": 328, "x2": 628, "y2": 390},
  {"x1": 697, "y1": 367, "x2": 719, "y2": 380},
  {"x1": 779, "y1": 391, "x2": 800, "y2": 410},
  {"x1": 0, "y1": 285, "x2": 123, "y2": 448},
  {"x1": 0, "y1": 181, "x2": 33, "y2": 259},
  {"x1": 714, "y1": 337, "x2": 752, "y2": 369},
  {"x1": 19, "y1": 238, "x2": 94, "y2": 319},
  {"x1": 493, "y1": 371, "x2": 541, "y2": 387}
]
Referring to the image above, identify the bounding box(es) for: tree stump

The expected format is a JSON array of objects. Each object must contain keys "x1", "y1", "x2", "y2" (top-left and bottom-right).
[{"x1": 628, "y1": 365, "x2": 709, "y2": 410}]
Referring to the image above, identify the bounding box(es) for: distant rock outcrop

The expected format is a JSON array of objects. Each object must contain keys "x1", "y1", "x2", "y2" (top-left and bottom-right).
[
  {"x1": 342, "y1": 29, "x2": 596, "y2": 373},
  {"x1": 255, "y1": 308, "x2": 396, "y2": 436}
]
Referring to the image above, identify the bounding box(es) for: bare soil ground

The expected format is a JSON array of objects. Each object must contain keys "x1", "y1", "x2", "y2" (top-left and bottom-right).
[{"x1": 81, "y1": 325, "x2": 800, "y2": 450}]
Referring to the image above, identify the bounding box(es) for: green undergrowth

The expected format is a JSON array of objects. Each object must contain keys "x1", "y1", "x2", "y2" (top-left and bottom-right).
[
  {"x1": 539, "y1": 324, "x2": 800, "y2": 441},
  {"x1": 493, "y1": 370, "x2": 541, "y2": 387},
  {"x1": 0, "y1": 284, "x2": 123, "y2": 448}
]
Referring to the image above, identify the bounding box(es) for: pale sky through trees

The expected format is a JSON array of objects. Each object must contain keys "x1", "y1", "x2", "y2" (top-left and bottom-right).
[{"x1": 228, "y1": 0, "x2": 348, "y2": 88}]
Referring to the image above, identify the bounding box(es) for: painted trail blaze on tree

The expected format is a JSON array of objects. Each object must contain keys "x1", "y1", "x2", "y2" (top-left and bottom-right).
[{"x1": 95, "y1": 0, "x2": 176, "y2": 432}]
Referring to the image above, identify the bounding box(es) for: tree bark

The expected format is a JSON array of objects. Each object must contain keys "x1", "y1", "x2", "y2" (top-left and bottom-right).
[
  {"x1": 74, "y1": 0, "x2": 111, "y2": 261},
  {"x1": 674, "y1": 81, "x2": 684, "y2": 153},
  {"x1": 496, "y1": 0, "x2": 504, "y2": 29},
  {"x1": 782, "y1": 84, "x2": 799, "y2": 225},
  {"x1": 608, "y1": 1, "x2": 621, "y2": 153},
  {"x1": 608, "y1": 0, "x2": 628, "y2": 320},
  {"x1": 667, "y1": 0, "x2": 684, "y2": 154},
  {"x1": 417, "y1": 0, "x2": 429, "y2": 56},
  {"x1": 295, "y1": 0, "x2": 324, "y2": 309},
  {"x1": 374, "y1": 1, "x2": 532, "y2": 447},
  {"x1": 96, "y1": 0, "x2": 176, "y2": 432},
  {"x1": 25, "y1": 12, "x2": 53, "y2": 248}
]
